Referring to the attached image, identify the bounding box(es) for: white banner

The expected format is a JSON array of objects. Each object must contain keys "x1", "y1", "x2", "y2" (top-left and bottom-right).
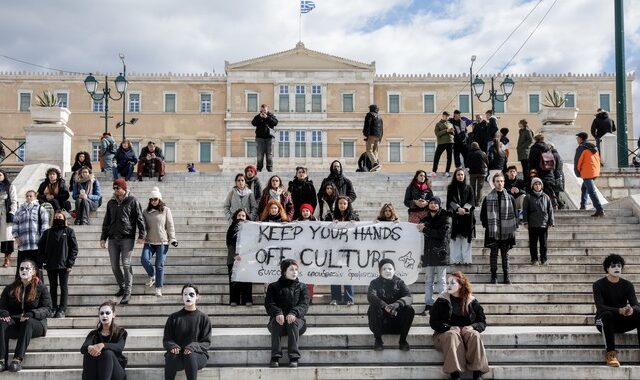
[{"x1": 232, "y1": 221, "x2": 423, "y2": 285}]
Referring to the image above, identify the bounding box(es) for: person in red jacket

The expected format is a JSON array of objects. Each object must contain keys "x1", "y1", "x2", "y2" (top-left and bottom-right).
[{"x1": 574, "y1": 132, "x2": 604, "y2": 217}]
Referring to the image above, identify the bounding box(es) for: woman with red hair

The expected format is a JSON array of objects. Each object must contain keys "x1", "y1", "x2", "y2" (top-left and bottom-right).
[{"x1": 260, "y1": 199, "x2": 289, "y2": 223}]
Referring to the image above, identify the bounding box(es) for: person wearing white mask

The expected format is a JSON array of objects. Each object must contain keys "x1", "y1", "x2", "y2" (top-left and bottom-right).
[
  {"x1": 163, "y1": 284, "x2": 211, "y2": 380},
  {"x1": 366, "y1": 258, "x2": 414, "y2": 351},
  {"x1": 593, "y1": 254, "x2": 640, "y2": 367}
]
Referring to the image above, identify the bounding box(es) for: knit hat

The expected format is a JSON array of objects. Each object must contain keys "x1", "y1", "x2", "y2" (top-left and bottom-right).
[
  {"x1": 531, "y1": 177, "x2": 543, "y2": 189},
  {"x1": 300, "y1": 203, "x2": 314, "y2": 214},
  {"x1": 429, "y1": 196, "x2": 442, "y2": 207},
  {"x1": 150, "y1": 186, "x2": 162, "y2": 200},
  {"x1": 244, "y1": 165, "x2": 257, "y2": 175},
  {"x1": 280, "y1": 259, "x2": 299, "y2": 274},
  {"x1": 113, "y1": 178, "x2": 127, "y2": 191},
  {"x1": 378, "y1": 258, "x2": 395, "y2": 271}
]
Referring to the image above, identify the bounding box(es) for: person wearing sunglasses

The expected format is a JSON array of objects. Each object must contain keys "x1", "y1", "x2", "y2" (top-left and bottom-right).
[{"x1": 81, "y1": 301, "x2": 128, "y2": 380}]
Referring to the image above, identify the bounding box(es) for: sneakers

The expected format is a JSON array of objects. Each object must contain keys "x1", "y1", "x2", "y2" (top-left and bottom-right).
[
  {"x1": 490, "y1": 276, "x2": 498, "y2": 285},
  {"x1": 606, "y1": 350, "x2": 620, "y2": 367},
  {"x1": 289, "y1": 359, "x2": 298, "y2": 368},
  {"x1": 591, "y1": 210, "x2": 605, "y2": 218},
  {"x1": 158, "y1": 176, "x2": 164, "y2": 182},
  {"x1": 329, "y1": 300, "x2": 338, "y2": 305},
  {"x1": 422, "y1": 304, "x2": 432, "y2": 316},
  {"x1": 346, "y1": 300, "x2": 355, "y2": 306},
  {"x1": 370, "y1": 163, "x2": 381, "y2": 172},
  {"x1": 120, "y1": 293, "x2": 131, "y2": 305},
  {"x1": 8, "y1": 358, "x2": 22, "y2": 372},
  {"x1": 531, "y1": 259, "x2": 539, "y2": 266},
  {"x1": 472, "y1": 371, "x2": 484, "y2": 380},
  {"x1": 503, "y1": 275, "x2": 512, "y2": 285},
  {"x1": 269, "y1": 358, "x2": 279, "y2": 368},
  {"x1": 579, "y1": 205, "x2": 586, "y2": 210},
  {"x1": 540, "y1": 259, "x2": 548, "y2": 266},
  {"x1": 155, "y1": 288, "x2": 163, "y2": 297},
  {"x1": 399, "y1": 339, "x2": 411, "y2": 351},
  {"x1": 430, "y1": 172, "x2": 437, "y2": 177},
  {"x1": 146, "y1": 277, "x2": 156, "y2": 287},
  {"x1": 54, "y1": 309, "x2": 65, "y2": 318},
  {"x1": 115, "y1": 288, "x2": 125, "y2": 297},
  {"x1": 445, "y1": 172, "x2": 451, "y2": 177},
  {"x1": 374, "y1": 337, "x2": 384, "y2": 351},
  {"x1": 137, "y1": 176, "x2": 143, "y2": 182}
]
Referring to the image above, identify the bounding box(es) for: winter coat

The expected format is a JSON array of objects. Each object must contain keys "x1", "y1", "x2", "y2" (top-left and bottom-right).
[
  {"x1": 37, "y1": 178, "x2": 71, "y2": 211},
  {"x1": 447, "y1": 184, "x2": 476, "y2": 242},
  {"x1": 38, "y1": 225, "x2": 78, "y2": 270},
  {"x1": 528, "y1": 141, "x2": 555, "y2": 181},
  {"x1": 504, "y1": 177, "x2": 526, "y2": 199},
  {"x1": 258, "y1": 190, "x2": 294, "y2": 221},
  {"x1": 100, "y1": 192, "x2": 145, "y2": 241},
  {"x1": 551, "y1": 149, "x2": 564, "y2": 192},
  {"x1": 251, "y1": 112, "x2": 278, "y2": 139},
  {"x1": 486, "y1": 116, "x2": 499, "y2": 142},
  {"x1": 466, "y1": 146, "x2": 488, "y2": 175},
  {"x1": 435, "y1": 120, "x2": 455, "y2": 145},
  {"x1": 429, "y1": 292, "x2": 486, "y2": 333},
  {"x1": 288, "y1": 178, "x2": 318, "y2": 220},
  {"x1": 0, "y1": 183, "x2": 17, "y2": 242},
  {"x1": 318, "y1": 161, "x2": 357, "y2": 202},
  {"x1": 245, "y1": 177, "x2": 262, "y2": 203},
  {"x1": 574, "y1": 142, "x2": 601, "y2": 179},
  {"x1": 449, "y1": 118, "x2": 469, "y2": 144},
  {"x1": 522, "y1": 191, "x2": 554, "y2": 228},
  {"x1": 318, "y1": 196, "x2": 337, "y2": 222},
  {"x1": 487, "y1": 146, "x2": 507, "y2": 171},
  {"x1": 420, "y1": 209, "x2": 451, "y2": 267},
  {"x1": 101, "y1": 135, "x2": 117, "y2": 162},
  {"x1": 517, "y1": 128, "x2": 534, "y2": 161},
  {"x1": 224, "y1": 188, "x2": 258, "y2": 222},
  {"x1": 226, "y1": 220, "x2": 242, "y2": 264},
  {"x1": 12, "y1": 201, "x2": 49, "y2": 251},
  {"x1": 591, "y1": 111, "x2": 615, "y2": 139},
  {"x1": 471, "y1": 120, "x2": 489, "y2": 152},
  {"x1": 115, "y1": 147, "x2": 137, "y2": 169},
  {"x1": 72, "y1": 177, "x2": 102, "y2": 205},
  {"x1": 367, "y1": 276, "x2": 412, "y2": 311},
  {"x1": 265, "y1": 276, "x2": 310, "y2": 319},
  {"x1": 363, "y1": 111, "x2": 383, "y2": 138},
  {"x1": 81, "y1": 329, "x2": 128, "y2": 368},
  {"x1": 0, "y1": 281, "x2": 51, "y2": 333},
  {"x1": 138, "y1": 146, "x2": 164, "y2": 161},
  {"x1": 403, "y1": 184, "x2": 433, "y2": 213},
  {"x1": 143, "y1": 206, "x2": 176, "y2": 245}
]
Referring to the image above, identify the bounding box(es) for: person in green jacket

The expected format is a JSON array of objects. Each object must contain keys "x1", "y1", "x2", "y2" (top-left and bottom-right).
[
  {"x1": 516, "y1": 119, "x2": 534, "y2": 180},
  {"x1": 432, "y1": 111, "x2": 455, "y2": 177}
]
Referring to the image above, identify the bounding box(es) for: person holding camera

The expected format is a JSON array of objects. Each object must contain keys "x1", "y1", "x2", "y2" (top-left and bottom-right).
[{"x1": 251, "y1": 104, "x2": 278, "y2": 172}]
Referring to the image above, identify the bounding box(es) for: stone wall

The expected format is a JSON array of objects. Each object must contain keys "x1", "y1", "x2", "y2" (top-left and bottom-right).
[{"x1": 595, "y1": 169, "x2": 640, "y2": 200}]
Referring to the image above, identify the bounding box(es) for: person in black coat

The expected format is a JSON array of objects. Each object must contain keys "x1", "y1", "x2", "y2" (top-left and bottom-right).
[
  {"x1": 363, "y1": 104, "x2": 383, "y2": 171},
  {"x1": 0, "y1": 259, "x2": 51, "y2": 372},
  {"x1": 244, "y1": 165, "x2": 262, "y2": 203},
  {"x1": 471, "y1": 114, "x2": 489, "y2": 153},
  {"x1": 548, "y1": 143, "x2": 565, "y2": 209},
  {"x1": 114, "y1": 140, "x2": 137, "y2": 181},
  {"x1": 226, "y1": 209, "x2": 252, "y2": 306},
  {"x1": 38, "y1": 211, "x2": 78, "y2": 318},
  {"x1": 590, "y1": 109, "x2": 615, "y2": 153},
  {"x1": 367, "y1": 258, "x2": 414, "y2": 351},
  {"x1": 318, "y1": 160, "x2": 357, "y2": 203},
  {"x1": 317, "y1": 182, "x2": 338, "y2": 222},
  {"x1": 287, "y1": 167, "x2": 317, "y2": 220},
  {"x1": 137, "y1": 141, "x2": 165, "y2": 182},
  {"x1": 522, "y1": 178, "x2": 554, "y2": 266},
  {"x1": 265, "y1": 259, "x2": 310, "y2": 368},
  {"x1": 446, "y1": 169, "x2": 475, "y2": 265},
  {"x1": 36, "y1": 167, "x2": 71, "y2": 212},
  {"x1": 70, "y1": 151, "x2": 92, "y2": 189},
  {"x1": 466, "y1": 142, "x2": 488, "y2": 206},
  {"x1": 163, "y1": 284, "x2": 212, "y2": 380},
  {"x1": 251, "y1": 104, "x2": 279, "y2": 172},
  {"x1": 527, "y1": 134, "x2": 557, "y2": 206},
  {"x1": 485, "y1": 110, "x2": 498, "y2": 151},
  {"x1": 504, "y1": 166, "x2": 526, "y2": 216},
  {"x1": 404, "y1": 170, "x2": 433, "y2": 224},
  {"x1": 81, "y1": 301, "x2": 127, "y2": 380},
  {"x1": 327, "y1": 196, "x2": 359, "y2": 305}
]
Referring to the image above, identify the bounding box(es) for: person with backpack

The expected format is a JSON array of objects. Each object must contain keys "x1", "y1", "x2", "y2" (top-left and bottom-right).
[
  {"x1": 12, "y1": 190, "x2": 49, "y2": 281},
  {"x1": 100, "y1": 133, "x2": 118, "y2": 179},
  {"x1": 36, "y1": 167, "x2": 72, "y2": 213},
  {"x1": 0, "y1": 169, "x2": 17, "y2": 268},
  {"x1": 527, "y1": 133, "x2": 557, "y2": 208}
]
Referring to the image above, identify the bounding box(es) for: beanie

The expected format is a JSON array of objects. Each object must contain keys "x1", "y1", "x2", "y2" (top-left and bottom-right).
[
  {"x1": 429, "y1": 196, "x2": 442, "y2": 207},
  {"x1": 113, "y1": 178, "x2": 127, "y2": 191},
  {"x1": 300, "y1": 203, "x2": 314, "y2": 214},
  {"x1": 280, "y1": 259, "x2": 298, "y2": 274},
  {"x1": 531, "y1": 177, "x2": 543, "y2": 189},
  {"x1": 150, "y1": 186, "x2": 162, "y2": 200},
  {"x1": 378, "y1": 258, "x2": 395, "y2": 271}
]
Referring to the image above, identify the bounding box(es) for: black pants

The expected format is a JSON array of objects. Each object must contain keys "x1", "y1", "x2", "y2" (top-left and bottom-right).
[
  {"x1": 0, "y1": 318, "x2": 46, "y2": 362},
  {"x1": 268, "y1": 317, "x2": 306, "y2": 360},
  {"x1": 367, "y1": 305, "x2": 415, "y2": 341},
  {"x1": 432, "y1": 143, "x2": 453, "y2": 173},
  {"x1": 16, "y1": 250, "x2": 43, "y2": 282},
  {"x1": 82, "y1": 350, "x2": 126, "y2": 380},
  {"x1": 453, "y1": 142, "x2": 467, "y2": 168},
  {"x1": 0, "y1": 241, "x2": 14, "y2": 254},
  {"x1": 520, "y1": 160, "x2": 530, "y2": 180},
  {"x1": 528, "y1": 227, "x2": 548, "y2": 262},
  {"x1": 165, "y1": 352, "x2": 207, "y2": 380},
  {"x1": 44, "y1": 199, "x2": 71, "y2": 212},
  {"x1": 47, "y1": 269, "x2": 69, "y2": 311},
  {"x1": 596, "y1": 310, "x2": 640, "y2": 352},
  {"x1": 227, "y1": 264, "x2": 253, "y2": 305},
  {"x1": 489, "y1": 242, "x2": 510, "y2": 277}
]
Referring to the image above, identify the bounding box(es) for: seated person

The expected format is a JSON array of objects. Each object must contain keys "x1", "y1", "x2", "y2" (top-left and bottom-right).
[
  {"x1": 593, "y1": 254, "x2": 640, "y2": 367},
  {"x1": 367, "y1": 258, "x2": 414, "y2": 351},
  {"x1": 36, "y1": 167, "x2": 71, "y2": 212},
  {"x1": 71, "y1": 166, "x2": 102, "y2": 225},
  {"x1": 81, "y1": 301, "x2": 127, "y2": 380},
  {"x1": 114, "y1": 139, "x2": 137, "y2": 181},
  {"x1": 137, "y1": 141, "x2": 165, "y2": 182},
  {"x1": 265, "y1": 259, "x2": 309, "y2": 368},
  {"x1": 504, "y1": 165, "x2": 526, "y2": 217},
  {"x1": 69, "y1": 151, "x2": 92, "y2": 189}
]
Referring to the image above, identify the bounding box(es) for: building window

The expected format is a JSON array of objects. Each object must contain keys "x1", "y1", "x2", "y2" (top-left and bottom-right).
[
  {"x1": 18, "y1": 92, "x2": 31, "y2": 112},
  {"x1": 388, "y1": 141, "x2": 402, "y2": 162},
  {"x1": 164, "y1": 93, "x2": 176, "y2": 113},
  {"x1": 278, "y1": 130, "x2": 290, "y2": 158},
  {"x1": 564, "y1": 93, "x2": 575, "y2": 108},
  {"x1": 599, "y1": 93, "x2": 610, "y2": 112},
  {"x1": 494, "y1": 95, "x2": 505, "y2": 113},
  {"x1": 423, "y1": 94, "x2": 435, "y2": 113},
  {"x1": 342, "y1": 93, "x2": 354, "y2": 112},
  {"x1": 388, "y1": 94, "x2": 400, "y2": 113},
  {"x1": 200, "y1": 93, "x2": 212, "y2": 113},
  {"x1": 91, "y1": 142, "x2": 101, "y2": 162},
  {"x1": 17, "y1": 140, "x2": 25, "y2": 162},
  {"x1": 342, "y1": 140, "x2": 355, "y2": 158},
  {"x1": 423, "y1": 141, "x2": 436, "y2": 162},
  {"x1": 92, "y1": 99, "x2": 105, "y2": 113},
  {"x1": 528, "y1": 94, "x2": 540, "y2": 113},
  {"x1": 164, "y1": 142, "x2": 176, "y2": 162},
  {"x1": 295, "y1": 130, "x2": 306, "y2": 158},
  {"x1": 295, "y1": 85, "x2": 305, "y2": 112},
  {"x1": 55, "y1": 92, "x2": 68, "y2": 108},
  {"x1": 311, "y1": 85, "x2": 322, "y2": 112},
  {"x1": 128, "y1": 93, "x2": 140, "y2": 113},
  {"x1": 130, "y1": 141, "x2": 140, "y2": 156},
  {"x1": 247, "y1": 93, "x2": 258, "y2": 113},
  {"x1": 279, "y1": 85, "x2": 289, "y2": 112},
  {"x1": 458, "y1": 94, "x2": 470, "y2": 114},
  {"x1": 199, "y1": 142, "x2": 211, "y2": 163},
  {"x1": 311, "y1": 130, "x2": 322, "y2": 157},
  {"x1": 246, "y1": 141, "x2": 257, "y2": 157}
]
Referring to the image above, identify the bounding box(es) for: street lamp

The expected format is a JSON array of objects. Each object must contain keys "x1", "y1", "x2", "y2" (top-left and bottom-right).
[
  {"x1": 469, "y1": 55, "x2": 476, "y2": 118},
  {"x1": 472, "y1": 75, "x2": 515, "y2": 113},
  {"x1": 84, "y1": 66, "x2": 128, "y2": 135}
]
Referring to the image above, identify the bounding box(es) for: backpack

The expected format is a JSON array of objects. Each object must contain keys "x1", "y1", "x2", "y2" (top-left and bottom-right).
[
  {"x1": 539, "y1": 150, "x2": 556, "y2": 171},
  {"x1": 104, "y1": 138, "x2": 117, "y2": 155}
]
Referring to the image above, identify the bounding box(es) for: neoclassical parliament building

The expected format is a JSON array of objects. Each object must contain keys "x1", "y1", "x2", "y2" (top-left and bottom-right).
[{"x1": 0, "y1": 42, "x2": 634, "y2": 172}]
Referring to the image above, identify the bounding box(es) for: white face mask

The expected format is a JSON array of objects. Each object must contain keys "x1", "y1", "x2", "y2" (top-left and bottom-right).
[
  {"x1": 607, "y1": 263, "x2": 622, "y2": 277},
  {"x1": 284, "y1": 265, "x2": 299, "y2": 280},
  {"x1": 19, "y1": 264, "x2": 34, "y2": 281},
  {"x1": 446, "y1": 277, "x2": 461, "y2": 295},
  {"x1": 182, "y1": 287, "x2": 198, "y2": 307},
  {"x1": 380, "y1": 263, "x2": 395, "y2": 280},
  {"x1": 99, "y1": 306, "x2": 114, "y2": 326}
]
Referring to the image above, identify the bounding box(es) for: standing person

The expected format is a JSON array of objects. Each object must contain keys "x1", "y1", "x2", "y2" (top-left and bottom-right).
[
  {"x1": 37, "y1": 167, "x2": 71, "y2": 212},
  {"x1": 590, "y1": 108, "x2": 616, "y2": 154},
  {"x1": 527, "y1": 133, "x2": 557, "y2": 206},
  {"x1": 265, "y1": 259, "x2": 309, "y2": 368},
  {"x1": 223, "y1": 173, "x2": 258, "y2": 222},
  {"x1": 141, "y1": 187, "x2": 178, "y2": 297},
  {"x1": 516, "y1": 119, "x2": 534, "y2": 179},
  {"x1": 403, "y1": 170, "x2": 433, "y2": 223},
  {"x1": 244, "y1": 165, "x2": 262, "y2": 204},
  {"x1": 574, "y1": 132, "x2": 604, "y2": 217},
  {"x1": 226, "y1": 208, "x2": 252, "y2": 306},
  {"x1": 38, "y1": 211, "x2": 77, "y2": 318},
  {"x1": 485, "y1": 110, "x2": 498, "y2": 151},
  {"x1": 367, "y1": 258, "x2": 414, "y2": 351},
  {"x1": 417, "y1": 196, "x2": 451, "y2": 314},
  {"x1": 487, "y1": 135, "x2": 506, "y2": 189},
  {"x1": 471, "y1": 114, "x2": 488, "y2": 153},
  {"x1": 0, "y1": 169, "x2": 17, "y2": 267},
  {"x1": 363, "y1": 104, "x2": 383, "y2": 171},
  {"x1": 447, "y1": 169, "x2": 475, "y2": 265},
  {"x1": 430, "y1": 272, "x2": 489, "y2": 380},
  {"x1": 258, "y1": 175, "x2": 294, "y2": 221},
  {"x1": 114, "y1": 139, "x2": 137, "y2": 181},
  {"x1": 504, "y1": 166, "x2": 526, "y2": 218},
  {"x1": 327, "y1": 196, "x2": 359, "y2": 306},
  {"x1": 318, "y1": 160, "x2": 357, "y2": 202},
  {"x1": 100, "y1": 132, "x2": 117, "y2": 177},
  {"x1": 449, "y1": 110, "x2": 469, "y2": 168},
  {"x1": 100, "y1": 179, "x2": 145, "y2": 305},
  {"x1": 466, "y1": 142, "x2": 488, "y2": 207},
  {"x1": 72, "y1": 166, "x2": 103, "y2": 225},
  {"x1": 287, "y1": 167, "x2": 317, "y2": 220},
  {"x1": 137, "y1": 141, "x2": 165, "y2": 182},
  {"x1": 376, "y1": 203, "x2": 399, "y2": 222},
  {"x1": 163, "y1": 284, "x2": 212, "y2": 380},
  {"x1": 480, "y1": 173, "x2": 517, "y2": 284},
  {"x1": 499, "y1": 128, "x2": 510, "y2": 159},
  {"x1": 592, "y1": 254, "x2": 640, "y2": 367},
  {"x1": 70, "y1": 151, "x2": 92, "y2": 189},
  {"x1": 432, "y1": 111, "x2": 455, "y2": 177},
  {"x1": 12, "y1": 190, "x2": 49, "y2": 280},
  {"x1": 251, "y1": 104, "x2": 278, "y2": 172},
  {"x1": 522, "y1": 178, "x2": 554, "y2": 266},
  {"x1": 296, "y1": 204, "x2": 317, "y2": 304},
  {"x1": 317, "y1": 182, "x2": 338, "y2": 222},
  {"x1": 548, "y1": 143, "x2": 565, "y2": 209},
  {"x1": 0, "y1": 259, "x2": 51, "y2": 372},
  {"x1": 80, "y1": 301, "x2": 128, "y2": 380}
]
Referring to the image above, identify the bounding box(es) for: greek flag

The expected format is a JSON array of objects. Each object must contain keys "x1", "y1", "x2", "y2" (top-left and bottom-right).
[{"x1": 300, "y1": 0, "x2": 315, "y2": 14}]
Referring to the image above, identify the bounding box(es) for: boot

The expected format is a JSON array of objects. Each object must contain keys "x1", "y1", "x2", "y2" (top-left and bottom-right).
[
  {"x1": 3, "y1": 255, "x2": 10, "y2": 268},
  {"x1": 502, "y1": 251, "x2": 511, "y2": 284},
  {"x1": 503, "y1": 273, "x2": 512, "y2": 285},
  {"x1": 490, "y1": 272, "x2": 497, "y2": 284},
  {"x1": 606, "y1": 350, "x2": 620, "y2": 367}
]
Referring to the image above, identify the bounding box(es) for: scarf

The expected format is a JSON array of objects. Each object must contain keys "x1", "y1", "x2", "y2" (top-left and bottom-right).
[
  {"x1": 484, "y1": 189, "x2": 516, "y2": 240},
  {"x1": 269, "y1": 188, "x2": 283, "y2": 200},
  {"x1": 533, "y1": 190, "x2": 543, "y2": 196},
  {"x1": 234, "y1": 186, "x2": 251, "y2": 198},
  {"x1": 76, "y1": 174, "x2": 94, "y2": 196},
  {"x1": 45, "y1": 181, "x2": 59, "y2": 196},
  {"x1": 414, "y1": 181, "x2": 429, "y2": 192}
]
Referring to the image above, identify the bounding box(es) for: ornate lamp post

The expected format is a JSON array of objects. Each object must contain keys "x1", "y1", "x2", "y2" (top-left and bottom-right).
[
  {"x1": 84, "y1": 69, "x2": 127, "y2": 134},
  {"x1": 472, "y1": 75, "x2": 515, "y2": 113}
]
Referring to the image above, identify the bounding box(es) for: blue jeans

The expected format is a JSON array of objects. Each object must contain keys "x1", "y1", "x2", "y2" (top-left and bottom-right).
[
  {"x1": 424, "y1": 266, "x2": 447, "y2": 306},
  {"x1": 330, "y1": 285, "x2": 354, "y2": 303},
  {"x1": 141, "y1": 244, "x2": 168, "y2": 288},
  {"x1": 580, "y1": 178, "x2": 603, "y2": 211},
  {"x1": 116, "y1": 164, "x2": 134, "y2": 181}
]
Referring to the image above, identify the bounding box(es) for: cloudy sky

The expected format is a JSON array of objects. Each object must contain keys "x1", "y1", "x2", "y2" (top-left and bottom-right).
[{"x1": 1, "y1": 0, "x2": 639, "y2": 129}]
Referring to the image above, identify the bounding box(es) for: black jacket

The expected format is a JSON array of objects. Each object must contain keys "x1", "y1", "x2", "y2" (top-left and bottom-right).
[
  {"x1": 38, "y1": 225, "x2": 78, "y2": 270},
  {"x1": 81, "y1": 329, "x2": 128, "y2": 368},
  {"x1": 288, "y1": 178, "x2": 318, "y2": 220},
  {"x1": 403, "y1": 184, "x2": 433, "y2": 212},
  {"x1": 591, "y1": 112, "x2": 615, "y2": 139},
  {"x1": 101, "y1": 193, "x2": 145, "y2": 241},
  {"x1": 466, "y1": 146, "x2": 488, "y2": 175},
  {"x1": 318, "y1": 161, "x2": 357, "y2": 202},
  {"x1": 246, "y1": 176, "x2": 262, "y2": 203},
  {"x1": 420, "y1": 209, "x2": 451, "y2": 266},
  {"x1": 0, "y1": 281, "x2": 51, "y2": 332},
  {"x1": 486, "y1": 116, "x2": 498, "y2": 142},
  {"x1": 487, "y1": 146, "x2": 506, "y2": 171},
  {"x1": 265, "y1": 277, "x2": 309, "y2": 319},
  {"x1": 471, "y1": 120, "x2": 489, "y2": 152},
  {"x1": 429, "y1": 294, "x2": 487, "y2": 333},
  {"x1": 363, "y1": 112, "x2": 383, "y2": 138},
  {"x1": 251, "y1": 112, "x2": 278, "y2": 139},
  {"x1": 37, "y1": 178, "x2": 71, "y2": 211},
  {"x1": 367, "y1": 276, "x2": 412, "y2": 310},
  {"x1": 138, "y1": 146, "x2": 164, "y2": 161},
  {"x1": 504, "y1": 177, "x2": 526, "y2": 199},
  {"x1": 446, "y1": 184, "x2": 476, "y2": 241},
  {"x1": 551, "y1": 148, "x2": 564, "y2": 191},
  {"x1": 523, "y1": 191, "x2": 554, "y2": 228},
  {"x1": 528, "y1": 141, "x2": 554, "y2": 180},
  {"x1": 226, "y1": 220, "x2": 241, "y2": 264}
]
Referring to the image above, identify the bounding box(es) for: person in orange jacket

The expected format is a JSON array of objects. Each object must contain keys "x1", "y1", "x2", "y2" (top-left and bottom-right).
[{"x1": 574, "y1": 132, "x2": 604, "y2": 217}]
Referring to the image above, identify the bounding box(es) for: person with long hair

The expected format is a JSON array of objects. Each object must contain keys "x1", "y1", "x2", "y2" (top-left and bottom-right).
[
  {"x1": 516, "y1": 119, "x2": 534, "y2": 179},
  {"x1": 80, "y1": 301, "x2": 128, "y2": 380},
  {"x1": 430, "y1": 272, "x2": 489, "y2": 380},
  {"x1": 288, "y1": 167, "x2": 317, "y2": 220},
  {"x1": 244, "y1": 165, "x2": 262, "y2": 203},
  {"x1": 466, "y1": 142, "x2": 488, "y2": 206},
  {"x1": 327, "y1": 196, "x2": 359, "y2": 306},
  {"x1": 72, "y1": 166, "x2": 103, "y2": 225},
  {"x1": 446, "y1": 168, "x2": 476, "y2": 264},
  {"x1": 376, "y1": 203, "x2": 399, "y2": 222},
  {"x1": 36, "y1": 167, "x2": 71, "y2": 212},
  {"x1": 0, "y1": 259, "x2": 51, "y2": 372},
  {"x1": 223, "y1": 173, "x2": 258, "y2": 223},
  {"x1": 295, "y1": 204, "x2": 317, "y2": 304},
  {"x1": 260, "y1": 199, "x2": 289, "y2": 223},
  {"x1": 141, "y1": 187, "x2": 178, "y2": 297},
  {"x1": 114, "y1": 139, "x2": 137, "y2": 181},
  {"x1": 70, "y1": 151, "x2": 92, "y2": 189},
  {"x1": 0, "y1": 169, "x2": 17, "y2": 268},
  {"x1": 317, "y1": 182, "x2": 338, "y2": 221},
  {"x1": 258, "y1": 175, "x2": 294, "y2": 221},
  {"x1": 226, "y1": 208, "x2": 252, "y2": 306},
  {"x1": 404, "y1": 170, "x2": 433, "y2": 223},
  {"x1": 38, "y1": 211, "x2": 77, "y2": 318}
]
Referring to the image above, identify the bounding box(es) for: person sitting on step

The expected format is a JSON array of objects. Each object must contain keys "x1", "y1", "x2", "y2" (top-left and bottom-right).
[
  {"x1": 163, "y1": 284, "x2": 211, "y2": 380},
  {"x1": 327, "y1": 196, "x2": 359, "y2": 306},
  {"x1": 137, "y1": 141, "x2": 165, "y2": 182},
  {"x1": 81, "y1": 301, "x2": 128, "y2": 380},
  {"x1": 367, "y1": 258, "x2": 414, "y2": 351},
  {"x1": 36, "y1": 167, "x2": 72, "y2": 212},
  {"x1": 593, "y1": 254, "x2": 640, "y2": 367},
  {"x1": 72, "y1": 166, "x2": 102, "y2": 225}
]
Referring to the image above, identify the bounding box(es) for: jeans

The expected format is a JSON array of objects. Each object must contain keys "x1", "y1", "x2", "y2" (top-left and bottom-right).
[
  {"x1": 108, "y1": 239, "x2": 135, "y2": 294},
  {"x1": 432, "y1": 143, "x2": 453, "y2": 173},
  {"x1": 0, "y1": 318, "x2": 46, "y2": 362},
  {"x1": 82, "y1": 350, "x2": 126, "y2": 380},
  {"x1": 227, "y1": 264, "x2": 253, "y2": 305},
  {"x1": 141, "y1": 244, "x2": 168, "y2": 288},
  {"x1": 75, "y1": 198, "x2": 99, "y2": 225},
  {"x1": 47, "y1": 269, "x2": 70, "y2": 311},
  {"x1": 424, "y1": 266, "x2": 447, "y2": 306},
  {"x1": 256, "y1": 137, "x2": 273, "y2": 172},
  {"x1": 330, "y1": 285, "x2": 354, "y2": 303},
  {"x1": 453, "y1": 142, "x2": 467, "y2": 168},
  {"x1": 580, "y1": 178, "x2": 603, "y2": 211},
  {"x1": 164, "y1": 352, "x2": 207, "y2": 380},
  {"x1": 469, "y1": 174, "x2": 485, "y2": 206},
  {"x1": 116, "y1": 164, "x2": 134, "y2": 181}
]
